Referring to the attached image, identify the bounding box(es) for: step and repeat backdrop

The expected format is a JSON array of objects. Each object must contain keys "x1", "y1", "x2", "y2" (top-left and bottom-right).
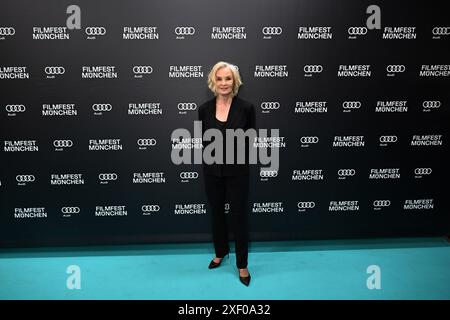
[{"x1": 1, "y1": 0, "x2": 449, "y2": 247}]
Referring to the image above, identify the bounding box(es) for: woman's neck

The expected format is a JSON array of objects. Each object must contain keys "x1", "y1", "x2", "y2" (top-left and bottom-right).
[{"x1": 216, "y1": 94, "x2": 233, "y2": 105}]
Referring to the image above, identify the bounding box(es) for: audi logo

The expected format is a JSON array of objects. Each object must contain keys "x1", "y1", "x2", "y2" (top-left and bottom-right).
[
  {"x1": 338, "y1": 169, "x2": 356, "y2": 176},
  {"x1": 85, "y1": 27, "x2": 107, "y2": 36},
  {"x1": 175, "y1": 27, "x2": 195, "y2": 36},
  {"x1": 16, "y1": 175, "x2": 35, "y2": 182},
  {"x1": 303, "y1": 65, "x2": 323, "y2": 73},
  {"x1": 261, "y1": 102, "x2": 280, "y2": 110},
  {"x1": 348, "y1": 27, "x2": 368, "y2": 35},
  {"x1": 379, "y1": 135, "x2": 397, "y2": 143},
  {"x1": 99, "y1": 173, "x2": 118, "y2": 181},
  {"x1": 44, "y1": 66, "x2": 65, "y2": 75},
  {"x1": 0, "y1": 27, "x2": 15, "y2": 36},
  {"x1": 133, "y1": 66, "x2": 153, "y2": 74},
  {"x1": 180, "y1": 172, "x2": 199, "y2": 179},
  {"x1": 137, "y1": 139, "x2": 157, "y2": 146},
  {"x1": 177, "y1": 103, "x2": 197, "y2": 111},
  {"x1": 414, "y1": 168, "x2": 432, "y2": 175},
  {"x1": 142, "y1": 205, "x2": 160, "y2": 212},
  {"x1": 373, "y1": 200, "x2": 391, "y2": 207},
  {"x1": 386, "y1": 65, "x2": 406, "y2": 73},
  {"x1": 262, "y1": 27, "x2": 282, "y2": 35},
  {"x1": 92, "y1": 104, "x2": 112, "y2": 112},
  {"x1": 342, "y1": 101, "x2": 361, "y2": 109},
  {"x1": 297, "y1": 202, "x2": 315, "y2": 209},
  {"x1": 422, "y1": 101, "x2": 441, "y2": 108},
  {"x1": 432, "y1": 27, "x2": 450, "y2": 36},
  {"x1": 61, "y1": 207, "x2": 80, "y2": 214},
  {"x1": 300, "y1": 136, "x2": 319, "y2": 144},
  {"x1": 260, "y1": 170, "x2": 278, "y2": 178},
  {"x1": 5, "y1": 104, "x2": 26, "y2": 113},
  {"x1": 53, "y1": 140, "x2": 73, "y2": 148}
]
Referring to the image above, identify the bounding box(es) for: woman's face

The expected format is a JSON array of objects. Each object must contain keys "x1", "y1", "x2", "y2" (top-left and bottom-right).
[{"x1": 215, "y1": 67, "x2": 234, "y2": 96}]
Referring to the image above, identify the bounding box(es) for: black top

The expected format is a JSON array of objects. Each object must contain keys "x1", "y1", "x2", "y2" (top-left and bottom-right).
[
  {"x1": 214, "y1": 117, "x2": 227, "y2": 176},
  {"x1": 198, "y1": 96, "x2": 256, "y2": 177},
  {"x1": 215, "y1": 117, "x2": 227, "y2": 130}
]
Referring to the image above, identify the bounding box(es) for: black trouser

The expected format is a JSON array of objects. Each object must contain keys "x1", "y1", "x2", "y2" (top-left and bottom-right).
[{"x1": 204, "y1": 174, "x2": 249, "y2": 269}]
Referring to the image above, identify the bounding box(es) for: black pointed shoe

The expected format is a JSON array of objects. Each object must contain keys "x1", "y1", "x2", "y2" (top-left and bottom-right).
[
  {"x1": 239, "y1": 274, "x2": 251, "y2": 287},
  {"x1": 208, "y1": 254, "x2": 229, "y2": 269}
]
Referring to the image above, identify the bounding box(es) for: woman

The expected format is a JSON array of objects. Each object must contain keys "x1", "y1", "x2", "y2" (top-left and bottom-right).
[{"x1": 198, "y1": 61, "x2": 256, "y2": 286}]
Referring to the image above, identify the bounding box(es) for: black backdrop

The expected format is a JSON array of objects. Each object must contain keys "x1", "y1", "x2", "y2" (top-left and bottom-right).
[{"x1": 1, "y1": 0, "x2": 449, "y2": 248}]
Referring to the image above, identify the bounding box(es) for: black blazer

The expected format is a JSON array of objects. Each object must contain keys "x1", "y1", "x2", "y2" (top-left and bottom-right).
[{"x1": 198, "y1": 95, "x2": 256, "y2": 176}]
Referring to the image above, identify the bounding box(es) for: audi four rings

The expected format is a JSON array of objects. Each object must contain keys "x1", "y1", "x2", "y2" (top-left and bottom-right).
[
  {"x1": 175, "y1": 27, "x2": 195, "y2": 35},
  {"x1": 16, "y1": 175, "x2": 36, "y2": 182},
  {"x1": 422, "y1": 101, "x2": 441, "y2": 108},
  {"x1": 338, "y1": 169, "x2": 356, "y2": 176},
  {"x1": 5, "y1": 105, "x2": 26, "y2": 112},
  {"x1": 98, "y1": 173, "x2": 118, "y2": 181},
  {"x1": 347, "y1": 27, "x2": 368, "y2": 35},
  {"x1": 303, "y1": 65, "x2": 323, "y2": 73},
  {"x1": 133, "y1": 66, "x2": 153, "y2": 74},
  {"x1": 61, "y1": 207, "x2": 81, "y2": 214},
  {"x1": 262, "y1": 27, "x2": 282, "y2": 35},
  {"x1": 53, "y1": 140, "x2": 73, "y2": 148},
  {"x1": 177, "y1": 103, "x2": 197, "y2": 111},
  {"x1": 297, "y1": 202, "x2": 315, "y2": 209},
  {"x1": 260, "y1": 102, "x2": 280, "y2": 110},
  {"x1": 142, "y1": 205, "x2": 160, "y2": 212},
  {"x1": 260, "y1": 170, "x2": 278, "y2": 178},
  {"x1": 342, "y1": 101, "x2": 361, "y2": 109},
  {"x1": 85, "y1": 27, "x2": 107, "y2": 36},
  {"x1": 180, "y1": 172, "x2": 199, "y2": 179},
  {"x1": 0, "y1": 27, "x2": 16, "y2": 35},
  {"x1": 414, "y1": 168, "x2": 432, "y2": 175},
  {"x1": 137, "y1": 139, "x2": 157, "y2": 146},
  {"x1": 92, "y1": 104, "x2": 113, "y2": 112},
  {"x1": 45, "y1": 66, "x2": 65, "y2": 75},
  {"x1": 300, "y1": 136, "x2": 319, "y2": 144},
  {"x1": 432, "y1": 27, "x2": 450, "y2": 35},
  {"x1": 373, "y1": 200, "x2": 391, "y2": 207},
  {"x1": 379, "y1": 136, "x2": 398, "y2": 143},
  {"x1": 386, "y1": 65, "x2": 406, "y2": 73}
]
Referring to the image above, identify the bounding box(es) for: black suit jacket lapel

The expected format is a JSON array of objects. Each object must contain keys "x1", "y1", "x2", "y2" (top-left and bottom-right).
[
  {"x1": 225, "y1": 96, "x2": 239, "y2": 129},
  {"x1": 206, "y1": 98, "x2": 216, "y2": 127}
]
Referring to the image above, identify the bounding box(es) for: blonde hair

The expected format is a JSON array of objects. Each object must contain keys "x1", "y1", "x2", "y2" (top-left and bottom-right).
[{"x1": 207, "y1": 61, "x2": 243, "y2": 96}]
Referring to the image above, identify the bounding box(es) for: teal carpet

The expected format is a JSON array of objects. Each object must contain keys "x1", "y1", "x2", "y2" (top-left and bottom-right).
[{"x1": 1, "y1": 237, "x2": 449, "y2": 300}]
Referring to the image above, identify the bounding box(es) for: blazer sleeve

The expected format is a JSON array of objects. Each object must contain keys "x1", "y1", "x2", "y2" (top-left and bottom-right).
[
  {"x1": 247, "y1": 103, "x2": 256, "y2": 131},
  {"x1": 198, "y1": 103, "x2": 207, "y2": 137},
  {"x1": 198, "y1": 104, "x2": 203, "y2": 121}
]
